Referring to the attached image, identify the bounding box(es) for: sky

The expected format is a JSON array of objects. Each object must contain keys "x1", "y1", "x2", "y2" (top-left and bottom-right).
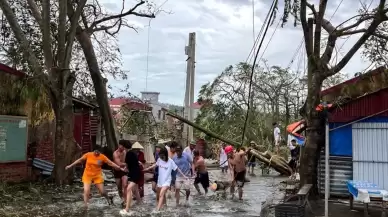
[{"x1": 101, "y1": 0, "x2": 374, "y2": 105}]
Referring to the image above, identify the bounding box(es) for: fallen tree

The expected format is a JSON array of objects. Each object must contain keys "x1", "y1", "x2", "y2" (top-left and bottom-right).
[{"x1": 166, "y1": 112, "x2": 292, "y2": 176}]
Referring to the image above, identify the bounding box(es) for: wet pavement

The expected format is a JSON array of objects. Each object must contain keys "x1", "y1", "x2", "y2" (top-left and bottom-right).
[{"x1": 0, "y1": 168, "x2": 287, "y2": 217}]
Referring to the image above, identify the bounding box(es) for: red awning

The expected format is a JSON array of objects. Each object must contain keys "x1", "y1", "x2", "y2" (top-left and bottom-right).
[{"x1": 286, "y1": 120, "x2": 306, "y2": 138}]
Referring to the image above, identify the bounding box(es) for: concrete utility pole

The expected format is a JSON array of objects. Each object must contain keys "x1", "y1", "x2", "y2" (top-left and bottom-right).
[{"x1": 183, "y1": 32, "x2": 196, "y2": 145}]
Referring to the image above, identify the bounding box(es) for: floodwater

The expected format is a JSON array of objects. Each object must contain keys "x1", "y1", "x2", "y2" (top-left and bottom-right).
[{"x1": 1, "y1": 169, "x2": 286, "y2": 217}]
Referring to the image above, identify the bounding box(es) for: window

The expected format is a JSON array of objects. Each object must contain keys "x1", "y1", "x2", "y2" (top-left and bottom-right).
[
  {"x1": 158, "y1": 110, "x2": 161, "y2": 119},
  {"x1": 162, "y1": 111, "x2": 166, "y2": 120}
]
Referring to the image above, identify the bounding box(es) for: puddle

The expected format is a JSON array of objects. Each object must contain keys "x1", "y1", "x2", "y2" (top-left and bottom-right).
[{"x1": 0, "y1": 169, "x2": 287, "y2": 217}]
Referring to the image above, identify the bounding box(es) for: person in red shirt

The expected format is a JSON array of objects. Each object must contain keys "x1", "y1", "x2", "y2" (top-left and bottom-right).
[{"x1": 132, "y1": 142, "x2": 146, "y2": 198}]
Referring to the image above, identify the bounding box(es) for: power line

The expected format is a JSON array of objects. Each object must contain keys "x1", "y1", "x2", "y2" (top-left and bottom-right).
[
  {"x1": 252, "y1": 0, "x2": 255, "y2": 44},
  {"x1": 329, "y1": 0, "x2": 344, "y2": 21},
  {"x1": 145, "y1": 19, "x2": 151, "y2": 91},
  {"x1": 257, "y1": 17, "x2": 282, "y2": 64},
  {"x1": 241, "y1": 0, "x2": 277, "y2": 146},
  {"x1": 245, "y1": 4, "x2": 274, "y2": 64},
  {"x1": 286, "y1": 40, "x2": 303, "y2": 68}
]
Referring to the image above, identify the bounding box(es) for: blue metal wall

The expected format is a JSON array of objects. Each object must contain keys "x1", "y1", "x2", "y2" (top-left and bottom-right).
[
  {"x1": 329, "y1": 123, "x2": 352, "y2": 156},
  {"x1": 329, "y1": 116, "x2": 388, "y2": 156}
]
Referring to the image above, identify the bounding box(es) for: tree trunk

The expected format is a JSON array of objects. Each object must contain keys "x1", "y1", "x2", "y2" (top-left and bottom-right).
[
  {"x1": 52, "y1": 85, "x2": 77, "y2": 185},
  {"x1": 299, "y1": 72, "x2": 324, "y2": 193},
  {"x1": 76, "y1": 31, "x2": 118, "y2": 152}
]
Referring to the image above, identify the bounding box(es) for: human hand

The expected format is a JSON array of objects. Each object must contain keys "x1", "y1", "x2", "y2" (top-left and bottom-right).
[{"x1": 65, "y1": 165, "x2": 71, "y2": 170}]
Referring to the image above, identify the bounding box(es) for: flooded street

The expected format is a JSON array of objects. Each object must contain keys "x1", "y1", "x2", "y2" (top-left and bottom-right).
[{"x1": 1, "y1": 168, "x2": 286, "y2": 217}]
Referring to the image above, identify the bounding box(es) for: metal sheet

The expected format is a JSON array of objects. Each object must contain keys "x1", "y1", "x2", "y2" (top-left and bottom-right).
[
  {"x1": 352, "y1": 122, "x2": 388, "y2": 190},
  {"x1": 317, "y1": 150, "x2": 353, "y2": 197}
]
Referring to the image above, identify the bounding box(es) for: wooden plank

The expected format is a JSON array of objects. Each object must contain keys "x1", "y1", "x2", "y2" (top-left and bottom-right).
[{"x1": 297, "y1": 184, "x2": 313, "y2": 195}]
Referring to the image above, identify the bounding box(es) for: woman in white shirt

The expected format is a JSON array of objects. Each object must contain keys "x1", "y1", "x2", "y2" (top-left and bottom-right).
[
  {"x1": 219, "y1": 143, "x2": 228, "y2": 173},
  {"x1": 144, "y1": 146, "x2": 188, "y2": 211}
]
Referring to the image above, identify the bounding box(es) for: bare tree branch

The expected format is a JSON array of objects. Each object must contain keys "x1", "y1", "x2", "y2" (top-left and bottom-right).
[
  {"x1": 320, "y1": 19, "x2": 337, "y2": 64},
  {"x1": 330, "y1": 0, "x2": 388, "y2": 76},
  {"x1": 0, "y1": 0, "x2": 49, "y2": 85},
  {"x1": 337, "y1": 14, "x2": 375, "y2": 32},
  {"x1": 42, "y1": 0, "x2": 53, "y2": 71},
  {"x1": 300, "y1": 0, "x2": 313, "y2": 56},
  {"x1": 57, "y1": 0, "x2": 67, "y2": 69},
  {"x1": 306, "y1": 2, "x2": 317, "y2": 18},
  {"x1": 64, "y1": 0, "x2": 88, "y2": 67},
  {"x1": 26, "y1": 0, "x2": 42, "y2": 27},
  {"x1": 88, "y1": 0, "x2": 155, "y2": 33},
  {"x1": 313, "y1": 0, "x2": 328, "y2": 58}
]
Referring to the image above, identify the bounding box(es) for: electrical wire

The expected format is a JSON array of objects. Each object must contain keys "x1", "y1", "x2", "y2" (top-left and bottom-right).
[
  {"x1": 240, "y1": 0, "x2": 278, "y2": 146},
  {"x1": 145, "y1": 19, "x2": 151, "y2": 91},
  {"x1": 286, "y1": 40, "x2": 304, "y2": 69},
  {"x1": 257, "y1": 17, "x2": 282, "y2": 65},
  {"x1": 245, "y1": 3, "x2": 274, "y2": 64}
]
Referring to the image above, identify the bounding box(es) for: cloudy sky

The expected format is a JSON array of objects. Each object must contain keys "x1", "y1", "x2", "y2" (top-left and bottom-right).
[{"x1": 101, "y1": 0, "x2": 374, "y2": 105}]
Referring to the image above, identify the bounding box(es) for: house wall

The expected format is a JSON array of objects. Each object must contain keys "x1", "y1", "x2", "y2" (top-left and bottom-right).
[
  {"x1": 0, "y1": 109, "x2": 96, "y2": 183},
  {"x1": 319, "y1": 116, "x2": 388, "y2": 197},
  {"x1": 352, "y1": 121, "x2": 388, "y2": 190},
  {"x1": 317, "y1": 151, "x2": 353, "y2": 197},
  {"x1": 0, "y1": 162, "x2": 28, "y2": 182}
]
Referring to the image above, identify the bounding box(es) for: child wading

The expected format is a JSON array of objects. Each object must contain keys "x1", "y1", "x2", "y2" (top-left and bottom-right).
[
  {"x1": 144, "y1": 146, "x2": 188, "y2": 211},
  {"x1": 65, "y1": 149, "x2": 124, "y2": 208}
]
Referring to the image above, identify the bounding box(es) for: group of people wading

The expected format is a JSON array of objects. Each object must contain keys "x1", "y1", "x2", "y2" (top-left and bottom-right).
[{"x1": 65, "y1": 139, "x2": 249, "y2": 214}]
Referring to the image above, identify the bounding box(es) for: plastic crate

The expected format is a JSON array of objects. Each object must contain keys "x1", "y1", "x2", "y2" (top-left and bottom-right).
[{"x1": 275, "y1": 202, "x2": 305, "y2": 217}]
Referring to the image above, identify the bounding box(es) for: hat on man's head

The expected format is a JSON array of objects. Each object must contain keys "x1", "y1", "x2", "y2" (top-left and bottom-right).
[
  {"x1": 132, "y1": 142, "x2": 144, "y2": 150},
  {"x1": 189, "y1": 140, "x2": 196, "y2": 145}
]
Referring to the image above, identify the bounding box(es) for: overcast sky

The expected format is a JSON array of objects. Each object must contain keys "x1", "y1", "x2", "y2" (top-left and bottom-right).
[{"x1": 101, "y1": 0, "x2": 374, "y2": 105}]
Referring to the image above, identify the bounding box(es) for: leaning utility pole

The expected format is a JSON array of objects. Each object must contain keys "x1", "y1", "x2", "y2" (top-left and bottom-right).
[{"x1": 183, "y1": 32, "x2": 196, "y2": 146}]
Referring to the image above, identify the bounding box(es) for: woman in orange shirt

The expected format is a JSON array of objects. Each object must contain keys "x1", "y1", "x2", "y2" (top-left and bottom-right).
[{"x1": 65, "y1": 149, "x2": 125, "y2": 208}]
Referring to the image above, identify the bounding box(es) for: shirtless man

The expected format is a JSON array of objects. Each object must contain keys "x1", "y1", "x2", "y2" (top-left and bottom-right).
[
  {"x1": 226, "y1": 145, "x2": 247, "y2": 200},
  {"x1": 193, "y1": 150, "x2": 210, "y2": 195},
  {"x1": 113, "y1": 140, "x2": 129, "y2": 203}
]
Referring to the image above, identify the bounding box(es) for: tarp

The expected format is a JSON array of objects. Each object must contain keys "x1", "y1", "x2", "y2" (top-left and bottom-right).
[
  {"x1": 288, "y1": 134, "x2": 305, "y2": 146},
  {"x1": 286, "y1": 120, "x2": 306, "y2": 138}
]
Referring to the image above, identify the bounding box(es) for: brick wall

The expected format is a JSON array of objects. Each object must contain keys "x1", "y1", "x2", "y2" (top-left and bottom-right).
[
  {"x1": 35, "y1": 138, "x2": 54, "y2": 162},
  {"x1": 0, "y1": 120, "x2": 54, "y2": 183},
  {"x1": 31, "y1": 120, "x2": 55, "y2": 163},
  {"x1": 0, "y1": 162, "x2": 28, "y2": 182}
]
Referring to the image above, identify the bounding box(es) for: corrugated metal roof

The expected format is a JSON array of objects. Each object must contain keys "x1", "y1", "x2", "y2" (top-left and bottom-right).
[{"x1": 329, "y1": 87, "x2": 388, "y2": 123}]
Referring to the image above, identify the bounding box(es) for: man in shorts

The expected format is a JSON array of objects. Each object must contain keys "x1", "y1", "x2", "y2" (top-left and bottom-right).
[
  {"x1": 113, "y1": 140, "x2": 129, "y2": 203},
  {"x1": 226, "y1": 145, "x2": 247, "y2": 200},
  {"x1": 193, "y1": 150, "x2": 210, "y2": 195},
  {"x1": 173, "y1": 144, "x2": 193, "y2": 206}
]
